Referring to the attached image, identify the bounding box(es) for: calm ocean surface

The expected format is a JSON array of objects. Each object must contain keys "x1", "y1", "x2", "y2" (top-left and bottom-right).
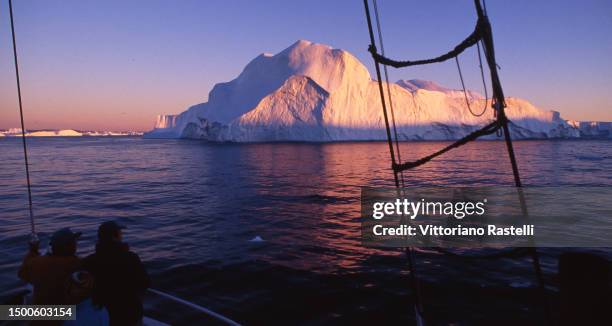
[{"x1": 1, "y1": 137, "x2": 611, "y2": 324}]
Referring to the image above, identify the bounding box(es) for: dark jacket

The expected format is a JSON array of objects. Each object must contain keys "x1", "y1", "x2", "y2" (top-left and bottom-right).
[{"x1": 83, "y1": 241, "x2": 150, "y2": 326}]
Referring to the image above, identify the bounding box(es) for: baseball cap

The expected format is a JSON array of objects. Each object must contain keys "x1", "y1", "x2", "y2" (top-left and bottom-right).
[{"x1": 50, "y1": 227, "x2": 82, "y2": 247}]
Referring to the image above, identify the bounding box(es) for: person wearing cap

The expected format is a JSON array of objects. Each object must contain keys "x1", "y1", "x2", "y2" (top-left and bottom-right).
[
  {"x1": 83, "y1": 221, "x2": 150, "y2": 326},
  {"x1": 18, "y1": 228, "x2": 82, "y2": 305}
]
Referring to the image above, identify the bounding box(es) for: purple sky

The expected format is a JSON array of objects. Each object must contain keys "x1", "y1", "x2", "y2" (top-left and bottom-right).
[{"x1": 1, "y1": 0, "x2": 611, "y2": 131}]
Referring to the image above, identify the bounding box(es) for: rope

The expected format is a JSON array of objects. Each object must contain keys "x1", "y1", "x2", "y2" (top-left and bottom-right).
[
  {"x1": 148, "y1": 288, "x2": 241, "y2": 326},
  {"x1": 476, "y1": 41, "x2": 489, "y2": 109},
  {"x1": 372, "y1": 0, "x2": 406, "y2": 188},
  {"x1": 501, "y1": 123, "x2": 552, "y2": 324},
  {"x1": 9, "y1": 0, "x2": 36, "y2": 237},
  {"x1": 363, "y1": 0, "x2": 400, "y2": 187},
  {"x1": 465, "y1": 1, "x2": 551, "y2": 322},
  {"x1": 393, "y1": 121, "x2": 500, "y2": 172},
  {"x1": 365, "y1": 1, "x2": 551, "y2": 324},
  {"x1": 371, "y1": 2, "x2": 426, "y2": 323},
  {"x1": 454, "y1": 49, "x2": 488, "y2": 117},
  {"x1": 364, "y1": 1, "x2": 426, "y2": 322},
  {"x1": 368, "y1": 16, "x2": 485, "y2": 68}
]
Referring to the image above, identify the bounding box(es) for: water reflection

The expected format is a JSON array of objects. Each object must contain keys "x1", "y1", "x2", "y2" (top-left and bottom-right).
[{"x1": 1, "y1": 138, "x2": 611, "y2": 298}]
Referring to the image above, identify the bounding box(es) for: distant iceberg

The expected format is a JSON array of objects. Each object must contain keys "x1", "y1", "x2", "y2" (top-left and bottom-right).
[
  {"x1": 27, "y1": 129, "x2": 82, "y2": 137},
  {"x1": 0, "y1": 128, "x2": 143, "y2": 137},
  {"x1": 145, "y1": 40, "x2": 607, "y2": 142},
  {"x1": 566, "y1": 121, "x2": 612, "y2": 139}
]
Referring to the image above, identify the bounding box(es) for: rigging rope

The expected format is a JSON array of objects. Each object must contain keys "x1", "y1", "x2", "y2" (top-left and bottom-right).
[
  {"x1": 363, "y1": 0, "x2": 399, "y2": 188},
  {"x1": 364, "y1": 1, "x2": 426, "y2": 322},
  {"x1": 365, "y1": 0, "x2": 551, "y2": 324},
  {"x1": 9, "y1": 0, "x2": 36, "y2": 238},
  {"x1": 368, "y1": 17, "x2": 485, "y2": 68},
  {"x1": 371, "y1": 2, "x2": 426, "y2": 324},
  {"x1": 372, "y1": 0, "x2": 405, "y2": 187},
  {"x1": 454, "y1": 46, "x2": 488, "y2": 117},
  {"x1": 392, "y1": 121, "x2": 500, "y2": 172},
  {"x1": 475, "y1": 41, "x2": 489, "y2": 112}
]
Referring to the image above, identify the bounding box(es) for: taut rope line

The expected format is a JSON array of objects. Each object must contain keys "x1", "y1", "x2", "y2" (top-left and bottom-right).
[
  {"x1": 364, "y1": 1, "x2": 426, "y2": 324},
  {"x1": 9, "y1": 0, "x2": 36, "y2": 238},
  {"x1": 372, "y1": 0, "x2": 405, "y2": 187}
]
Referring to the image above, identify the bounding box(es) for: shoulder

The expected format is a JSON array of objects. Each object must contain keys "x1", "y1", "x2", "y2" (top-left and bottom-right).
[
  {"x1": 83, "y1": 253, "x2": 96, "y2": 261},
  {"x1": 25, "y1": 255, "x2": 80, "y2": 272},
  {"x1": 82, "y1": 253, "x2": 96, "y2": 263},
  {"x1": 20, "y1": 254, "x2": 43, "y2": 274},
  {"x1": 68, "y1": 255, "x2": 81, "y2": 265},
  {"x1": 27, "y1": 255, "x2": 53, "y2": 267},
  {"x1": 126, "y1": 251, "x2": 143, "y2": 263},
  {"x1": 81, "y1": 253, "x2": 98, "y2": 269},
  {"x1": 54, "y1": 255, "x2": 81, "y2": 269}
]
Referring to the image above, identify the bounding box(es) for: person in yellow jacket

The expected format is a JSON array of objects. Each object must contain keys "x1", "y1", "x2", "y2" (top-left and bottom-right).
[{"x1": 18, "y1": 228, "x2": 82, "y2": 306}]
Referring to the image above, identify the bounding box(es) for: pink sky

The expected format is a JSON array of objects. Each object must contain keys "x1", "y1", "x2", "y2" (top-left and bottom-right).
[{"x1": 1, "y1": 1, "x2": 611, "y2": 131}]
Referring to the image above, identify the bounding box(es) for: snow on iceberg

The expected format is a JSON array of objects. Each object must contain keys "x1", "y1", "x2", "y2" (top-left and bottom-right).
[
  {"x1": 28, "y1": 129, "x2": 82, "y2": 137},
  {"x1": 145, "y1": 40, "x2": 584, "y2": 141},
  {"x1": 0, "y1": 129, "x2": 83, "y2": 137},
  {"x1": 0, "y1": 129, "x2": 143, "y2": 137}
]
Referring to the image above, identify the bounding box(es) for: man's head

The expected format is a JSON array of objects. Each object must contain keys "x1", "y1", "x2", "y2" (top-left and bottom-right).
[
  {"x1": 50, "y1": 228, "x2": 81, "y2": 256},
  {"x1": 97, "y1": 221, "x2": 126, "y2": 243}
]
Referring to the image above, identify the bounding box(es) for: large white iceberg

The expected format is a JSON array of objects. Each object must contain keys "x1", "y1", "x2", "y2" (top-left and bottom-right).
[{"x1": 145, "y1": 40, "x2": 586, "y2": 141}]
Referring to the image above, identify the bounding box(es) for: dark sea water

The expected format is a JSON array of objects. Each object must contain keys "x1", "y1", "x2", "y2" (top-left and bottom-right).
[{"x1": 1, "y1": 137, "x2": 611, "y2": 325}]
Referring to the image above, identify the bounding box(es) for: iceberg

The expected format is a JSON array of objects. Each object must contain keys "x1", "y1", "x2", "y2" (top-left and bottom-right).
[
  {"x1": 26, "y1": 129, "x2": 82, "y2": 137},
  {"x1": 567, "y1": 121, "x2": 612, "y2": 139},
  {"x1": 0, "y1": 129, "x2": 83, "y2": 137},
  {"x1": 0, "y1": 129, "x2": 143, "y2": 137},
  {"x1": 145, "y1": 40, "x2": 601, "y2": 141}
]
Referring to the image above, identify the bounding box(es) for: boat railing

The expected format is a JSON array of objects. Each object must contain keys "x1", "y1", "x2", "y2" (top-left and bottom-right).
[{"x1": 147, "y1": 288, "x2": 242, "y2": 326}]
